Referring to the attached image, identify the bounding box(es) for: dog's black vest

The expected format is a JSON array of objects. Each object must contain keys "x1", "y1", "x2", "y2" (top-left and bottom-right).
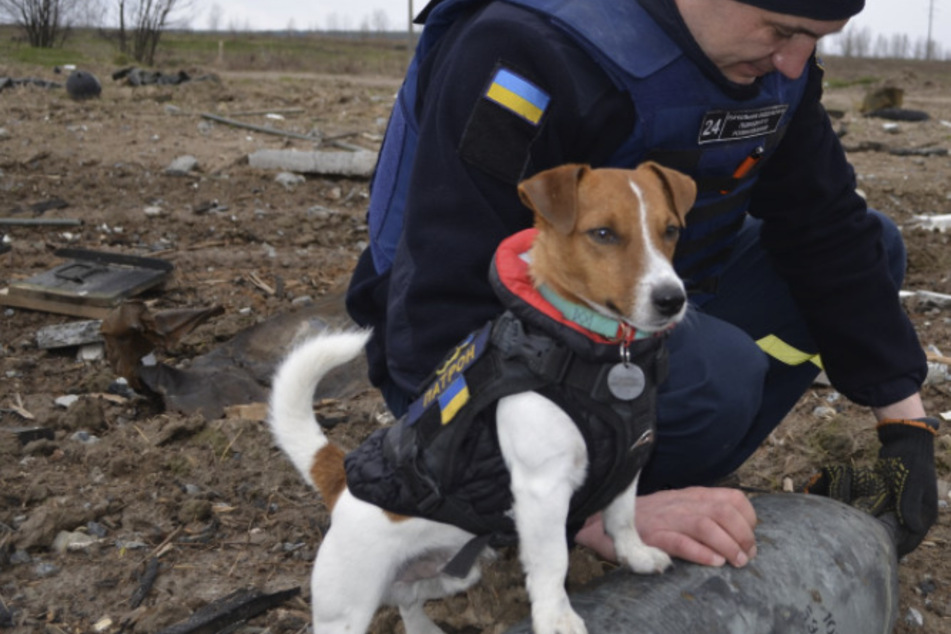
[{"x1": 345, "y1": 230, "x2": 669, "y2": 551}]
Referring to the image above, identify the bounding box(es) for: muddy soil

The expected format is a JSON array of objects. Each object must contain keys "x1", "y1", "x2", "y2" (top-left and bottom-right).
[{"x1": 1, "y1": 56, "x2": 950, "y2": 633}]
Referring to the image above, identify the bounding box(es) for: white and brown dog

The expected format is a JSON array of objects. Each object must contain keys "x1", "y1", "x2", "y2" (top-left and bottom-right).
[{"x1": 268, "y1": 162, "x2": 696, "y2": 634}]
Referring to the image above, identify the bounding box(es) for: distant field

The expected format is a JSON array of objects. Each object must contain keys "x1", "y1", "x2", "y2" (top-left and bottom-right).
[
  {"x1": 4, "y1": 23, "x2": 951, "y2": 91},
  {"x1": 0, "y1": 25, "x2": 413, "y2": 76}
]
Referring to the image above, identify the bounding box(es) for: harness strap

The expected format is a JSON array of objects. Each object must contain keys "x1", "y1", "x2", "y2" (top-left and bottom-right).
[{"x1": 442, "y1": 533, "x2": 494, "y2": 578}]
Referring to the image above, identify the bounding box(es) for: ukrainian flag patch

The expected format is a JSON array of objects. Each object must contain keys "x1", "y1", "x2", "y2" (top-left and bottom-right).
[
  {"x1": 438, "y1": 376, "x2": 470, "y2": 425},
  {"x1": 485, "y1": 67, "x2": 550, "y2": 125},
  {"x1": 405, "y1": 322, "x2": 491, "y2": 427}
]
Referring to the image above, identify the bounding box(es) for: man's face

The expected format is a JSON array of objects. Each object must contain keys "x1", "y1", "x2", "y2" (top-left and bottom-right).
[{"x1": 676, "y1": 0, "x2": 849, "y2": 84}]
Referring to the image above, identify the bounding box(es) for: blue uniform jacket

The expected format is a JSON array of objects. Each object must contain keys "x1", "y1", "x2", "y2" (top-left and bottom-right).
[{"x1": 346, "y1": 0, "x2": 926, "y2": 412}]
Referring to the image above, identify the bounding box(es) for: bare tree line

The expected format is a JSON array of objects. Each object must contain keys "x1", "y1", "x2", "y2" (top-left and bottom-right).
[
  {"x1": 1, "y1": 0, "x2": 947, "y2": 62},
  {"x1": 0, "y1": 0, "x2": 190, "y2": 65},
  {"x1": 819, "y1": 25, "x2": 945, "y2": 60},
  {"x1": 203, "y1": 3, "x2": 394, "y2": 36}
]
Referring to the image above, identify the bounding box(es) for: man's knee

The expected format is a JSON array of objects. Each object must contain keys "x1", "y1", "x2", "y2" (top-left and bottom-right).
[{"x1": 643, "y1": 317, "x2": 769, "y2": 490}]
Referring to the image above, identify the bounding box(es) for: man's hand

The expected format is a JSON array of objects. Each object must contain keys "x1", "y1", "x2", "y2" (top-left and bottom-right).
[
  {"x1": 804, "y1": 417, "x2": 939, "y2": 556},
  {"x1": 575, "y1": 487, "x2": 758, "y2": 568}
]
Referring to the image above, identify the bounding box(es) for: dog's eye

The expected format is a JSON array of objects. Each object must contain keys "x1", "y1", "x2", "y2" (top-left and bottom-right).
[
  {"x1": 587, "y1": 227, "x2": 619, "y2": 245},
  {"x1": 664, "y1": 225, "x2": 681, "y2": 240}
]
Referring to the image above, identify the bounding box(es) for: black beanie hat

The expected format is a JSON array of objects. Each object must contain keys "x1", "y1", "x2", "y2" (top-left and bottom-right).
[{"x1": 732, "y1": 0, "x2": 864, "y2": 20}]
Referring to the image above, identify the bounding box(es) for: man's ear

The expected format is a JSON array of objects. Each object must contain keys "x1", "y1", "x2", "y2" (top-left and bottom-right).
[{"x1": 518, "y1": 164, "x2": 590, "y2": 234}]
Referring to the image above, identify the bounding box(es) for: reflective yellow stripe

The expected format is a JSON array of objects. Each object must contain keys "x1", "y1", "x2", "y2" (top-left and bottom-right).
[{"x1": 756, "y1": 334, "x2": 824, "y2": 369}]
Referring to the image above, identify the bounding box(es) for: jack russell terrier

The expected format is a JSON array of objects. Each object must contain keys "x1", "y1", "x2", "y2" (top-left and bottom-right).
[{"x1": 268, "y1": 161, "x2": 696, "y2": 634}]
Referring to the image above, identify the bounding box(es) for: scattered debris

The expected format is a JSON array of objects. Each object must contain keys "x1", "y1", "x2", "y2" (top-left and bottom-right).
[
  {"x1": 65, "y1": 70, "x2": 102, "y2": 100},
  {"x1": 0, "y1": 596, "x2": 13, "y2": 628},
  {"x1": 99, "y1": 295, "x2": 368, "y2": 418},
  {"x1": 861, "y1": 86, "x2": 905, "y2": 113},
  {"x1": 275, "y1": 171, "x2": 305, "y2": 190},
  {"x1": 0, "y1": 76, "x2": 62, "y2": 93},
  {"x1": 228, "y1": 107, "x2": 305, "y2": 118},
  {"x1": 859, "y1": 87, "x2": 930, "y2": 121},
  {"x1": 910, "y1": 215, "x2": 951, "y2": 233},
  {"x1": 0, "y1": 248, "x2": 173, "y2": 319},
  {"x1": 100, "y1": 301, "x2": 225, "y2": 390},
  {"x1": 890, "y1": 146, "x2": 947, "y2": 157},
  {"x1": 165, "y1": 155, "x2": 199, "y2": 176},
  {"x1": 248, "y1": 148, "x2": 377, "y2": 177},
  {"x1": 866, "y1": 107, "x2": 930, "y2": 122},
  {"x1": 130, "y1": 557, "x2": 161, "y2": 609},
  {"x1": 6, "y1": 197, "x2": 70, "y2": 218},
  {"x1": 200, "y1": 112, "x2": 318, "y2": 141},
  {"x1": 1, "y1": 426, "x2": 54, "y2": 445},
  {"x1": 192, "y1": 199, "x2": 226, "y2": 215},
  {"x1": 54, "y1": 395, "x2": 80, "y2": 409},
  {"x1": 154, "y1": 586, "x2": 300, "y2": 634},
  {"x1": 905, "y1": 606, "x2": 925, "y2": 627},
  {"x1": 51, "y1": 530, "x2": 100, "y2": 554},
  {"x1": 35, "y1": 320, "x2": 104, "y2": 350},
  {"x1": 904, "y1": 289, "x2": 951, "y2": 308},
  {"x1": 223, "y1": 402, "x2": 268, "y2": 421},
  {"x1": 5, "y1": 394, "x2": 35, "y2": 420},
  {"x1": 112, "y1": 67, "x2": 219, "y2": 87},
  {"x1": 840, "y1": 141, "x2": 947, "y2": 157},
  {"x1": 0, "y1": 217, "x2": 83, "y2": 227}
]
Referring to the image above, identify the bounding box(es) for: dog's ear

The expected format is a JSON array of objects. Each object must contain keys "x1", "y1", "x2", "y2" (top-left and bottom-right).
[
  {"x1": 518, "y1": 164, "x2": 589, "y2": 235},
  {"x1": 640, "y1": 161, "x2": 697, "y2": 226}
]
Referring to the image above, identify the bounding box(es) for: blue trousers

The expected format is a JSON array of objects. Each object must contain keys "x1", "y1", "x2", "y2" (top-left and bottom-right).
[{"x1": 639, "y1": 210, "x2": 906, "y2": 493}]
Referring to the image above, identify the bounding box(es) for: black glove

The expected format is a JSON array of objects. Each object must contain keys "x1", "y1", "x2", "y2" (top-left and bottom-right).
[{"x1": 803, "y1": 417, "x2": 939, "y2": 556}]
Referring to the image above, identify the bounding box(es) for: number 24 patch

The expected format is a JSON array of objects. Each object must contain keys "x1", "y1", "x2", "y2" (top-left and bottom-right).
[{"x1": 698, "y1": 104, "x2": 788, "y2": 144}]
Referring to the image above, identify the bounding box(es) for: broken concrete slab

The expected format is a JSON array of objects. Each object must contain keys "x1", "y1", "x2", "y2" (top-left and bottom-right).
[
  {"x1": 248, "y1": 149, "x2": 377, "y2": 178},
  {"x1": 36, "y1": 320, "x2": 104, "y2": 350}
]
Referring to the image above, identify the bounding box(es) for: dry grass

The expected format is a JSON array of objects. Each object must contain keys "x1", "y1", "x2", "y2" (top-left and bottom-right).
[{"x1": 0, "y1": 25, "x2": 412, "y2": 76}]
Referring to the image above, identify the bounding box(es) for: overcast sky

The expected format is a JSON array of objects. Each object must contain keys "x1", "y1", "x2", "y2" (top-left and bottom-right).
[{"x1": 209, "y1": 0, "x2": 948, "y2": 53}]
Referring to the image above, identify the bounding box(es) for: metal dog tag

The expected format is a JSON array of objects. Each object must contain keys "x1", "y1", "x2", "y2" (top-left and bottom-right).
[{"x1": 606, "y1": 363, "x2": 645, "y2": 401}]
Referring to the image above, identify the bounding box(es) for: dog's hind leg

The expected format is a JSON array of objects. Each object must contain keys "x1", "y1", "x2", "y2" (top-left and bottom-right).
[
  {"x1": 310, "y1": 530, "x2": 387, "y2": 633},
  {"x1": 497, "y1": 392, "x2": 589, "y2": 634},
  {"x1": 601, "y1": 474, "x2": 671, "y2": 574},
  {"x1": 394, "y1": 561, "x2": 483, "y2": 634},
  {"x1": 398, "y1": 601, "x2": 446, "y2": 634},
  {"x1": 309, "y1": 493, "x2": 406, "y2": 633}
]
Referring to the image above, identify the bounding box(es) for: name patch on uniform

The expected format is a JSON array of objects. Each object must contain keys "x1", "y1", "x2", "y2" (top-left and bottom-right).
[
  {"x1": 484, "y1": 68, "x2": 550, "y2": 125},
  {"x1": 697, "y1": 105, "x2": 788, "y2": 144},
  {"x1": 406, "y1": 322, "x2": 492, "y2": 426}
]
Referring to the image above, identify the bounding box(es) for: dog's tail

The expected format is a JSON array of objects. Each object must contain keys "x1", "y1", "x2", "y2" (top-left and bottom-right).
[{"x1": 268, "y1": 330, "x2": 371, "y2": 506}]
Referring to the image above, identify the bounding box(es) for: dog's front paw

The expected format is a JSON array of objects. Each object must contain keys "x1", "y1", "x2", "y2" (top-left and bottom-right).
[
  {"x1": 533, "y1": 605, "x2": 588, "y2": 634},
  {"x1": 617, "y1": 542, "x2": 672, "y2": 575}
]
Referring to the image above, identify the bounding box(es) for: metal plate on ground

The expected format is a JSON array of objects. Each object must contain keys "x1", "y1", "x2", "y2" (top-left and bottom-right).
[{"x1": 0, "y1": 248, "x2": 172, "y2": 318}]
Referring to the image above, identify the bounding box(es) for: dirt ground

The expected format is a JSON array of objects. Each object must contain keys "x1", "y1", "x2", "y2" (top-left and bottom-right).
[{"x1": 1, "y1": 55, "x2": 950, "y2": 633}]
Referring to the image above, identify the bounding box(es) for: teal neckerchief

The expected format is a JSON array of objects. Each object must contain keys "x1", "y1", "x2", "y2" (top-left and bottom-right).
[{"x1": 537, "y1": 284, "x2": 650, "y2": 343}]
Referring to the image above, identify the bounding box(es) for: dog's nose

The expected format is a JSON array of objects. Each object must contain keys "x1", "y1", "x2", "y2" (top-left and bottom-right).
[{"x1": 651, "y1": 284, "x2": 686, "y2": 317}]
